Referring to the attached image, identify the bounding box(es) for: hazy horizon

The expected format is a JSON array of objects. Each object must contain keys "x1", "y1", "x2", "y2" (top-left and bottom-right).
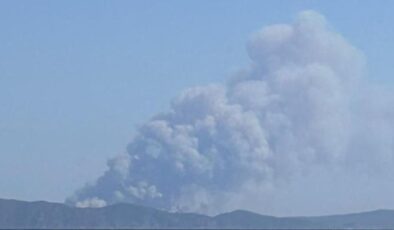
[{"x1": 1, "y1": 1, "x2": 394, "y2": 217}]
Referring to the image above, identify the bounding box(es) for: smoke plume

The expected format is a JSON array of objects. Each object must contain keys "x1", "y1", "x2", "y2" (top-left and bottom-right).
[{"x1": 67, "y1": 11, "x2": 394, "y2": 215}]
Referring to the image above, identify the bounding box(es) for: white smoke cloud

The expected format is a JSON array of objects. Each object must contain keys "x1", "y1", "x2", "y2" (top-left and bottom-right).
[
  {"x1": 75, "y1": 197, "x2": 107, "y2": 208},
  {"x1": 67, "y1": 11, "x2": 394, "y2": 215}
]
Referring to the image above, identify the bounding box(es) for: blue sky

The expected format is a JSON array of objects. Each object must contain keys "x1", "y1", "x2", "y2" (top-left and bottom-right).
[{"x1": 1, "y1": 0, "x2": 394, "y2": 203}]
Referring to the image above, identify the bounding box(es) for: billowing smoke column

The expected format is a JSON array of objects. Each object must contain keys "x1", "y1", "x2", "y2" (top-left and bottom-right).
[{"x1": 67, "y1": 11, "x2": 394, "y2": 214}]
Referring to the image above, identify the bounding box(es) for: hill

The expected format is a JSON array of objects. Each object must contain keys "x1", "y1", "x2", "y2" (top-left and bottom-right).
[{"x1": 1, "y1": 198, "x2": 394, "y2": 229}]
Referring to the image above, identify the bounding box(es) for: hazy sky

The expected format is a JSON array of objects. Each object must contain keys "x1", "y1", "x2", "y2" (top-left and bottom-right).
[{"x1": 1, "y1": 0, "x2": 394, "y2": 212}]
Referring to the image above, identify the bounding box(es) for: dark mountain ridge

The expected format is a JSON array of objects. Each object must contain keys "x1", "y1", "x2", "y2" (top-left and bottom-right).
[{"x1": 0, "y1": 198, "x2": 394, "y2": 229}]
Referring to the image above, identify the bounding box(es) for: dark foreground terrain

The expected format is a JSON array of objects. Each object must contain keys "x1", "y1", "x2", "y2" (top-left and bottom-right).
[{"x1": 0, "y1": 198, "x2": 394, "y2": 229}]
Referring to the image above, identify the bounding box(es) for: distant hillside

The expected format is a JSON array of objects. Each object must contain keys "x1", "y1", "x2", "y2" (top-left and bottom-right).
[{"x1": 0, "y1": 198, "x2": 394, "y2": 229}]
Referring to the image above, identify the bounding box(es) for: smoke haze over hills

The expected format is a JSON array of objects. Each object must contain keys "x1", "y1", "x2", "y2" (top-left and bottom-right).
[{"x1": 67, "y1": 11, "x2": 394, "y2": 216}]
